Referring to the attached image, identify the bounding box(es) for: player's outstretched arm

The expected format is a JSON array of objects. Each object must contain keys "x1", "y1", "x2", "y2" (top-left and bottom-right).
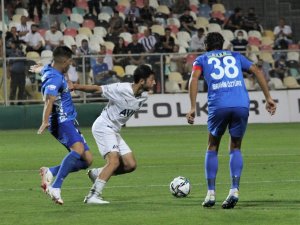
[
  {"x1": 249, "y1": 65, "x2": 277, "y2": 115},
  {"x1": 186, "y1": 70, "x2": 201, "y2": 124},
  {"x1": 70, "y1": 82, "x2": 102, "y2": 94}
]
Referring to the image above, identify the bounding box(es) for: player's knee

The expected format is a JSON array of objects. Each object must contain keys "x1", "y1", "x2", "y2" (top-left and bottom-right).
[{"x1": 126, "y1": 162, "x2": 137, "y2": 173}]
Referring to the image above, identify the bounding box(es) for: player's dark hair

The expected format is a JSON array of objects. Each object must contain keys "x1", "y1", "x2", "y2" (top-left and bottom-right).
[
  {"x1": 133, "y1": 64, "x2": 154, "y2": 83},
  {"x1": 205, "y1": 32, "x2": 224, "y2": 51},
  {"x1": 53, "y1": 46, "x2": 73, "y2": 62}
]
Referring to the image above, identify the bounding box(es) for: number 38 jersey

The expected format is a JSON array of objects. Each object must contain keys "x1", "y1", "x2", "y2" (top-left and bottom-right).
[
  {"x1": 193, "y1": 50, "x2": 253, "y2": 111},
  {"x1": 98, "y1": 82, "x2": 148, "y2": 132}
]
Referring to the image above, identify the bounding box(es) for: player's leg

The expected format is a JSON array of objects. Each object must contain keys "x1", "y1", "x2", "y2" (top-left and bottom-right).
[
  {"x1": 222, "y1": 107, "x2": 248, "y2": 209},
  {"x1": 203, "y1": 109, "x2": 230, "y2": 207}
]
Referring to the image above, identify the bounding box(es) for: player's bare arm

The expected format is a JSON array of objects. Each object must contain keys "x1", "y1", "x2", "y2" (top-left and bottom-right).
[
  {"x1": 38, "y1": 95, "x2": 56, "y2": 134},
  {"x1": 72, "y1": 83, "x2": 102, "y2": 94},
  {"x1": 187, "y1": 69, "x2": 201, "y2": 124},
  {"x1": 249, "y1": 65, "x2": 277, "y2": 115}
]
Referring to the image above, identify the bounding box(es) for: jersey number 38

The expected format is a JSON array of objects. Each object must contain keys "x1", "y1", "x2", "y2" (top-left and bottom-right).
[{"x1": 208, "y1": 56, "x2": 239, "y2": 80}]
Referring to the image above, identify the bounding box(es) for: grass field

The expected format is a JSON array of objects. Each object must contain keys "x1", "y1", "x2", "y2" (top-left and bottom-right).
[{"x1": 1, "y1": 123, "x2": 300, "y2": 225}]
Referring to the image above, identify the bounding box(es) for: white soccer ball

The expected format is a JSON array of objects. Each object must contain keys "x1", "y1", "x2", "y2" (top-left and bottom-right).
[{"x1": 169, "y1": 176, "x2": 191, "y2": 197}]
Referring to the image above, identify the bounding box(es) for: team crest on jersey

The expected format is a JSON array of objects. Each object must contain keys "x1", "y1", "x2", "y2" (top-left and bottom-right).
[{"x1": 47, "y1": 85, "x2": 57, "y2": 90}]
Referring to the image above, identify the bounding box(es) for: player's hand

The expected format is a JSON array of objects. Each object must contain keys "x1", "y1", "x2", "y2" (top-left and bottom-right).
[
  {"x1": 265, "y1": 98, "x2": 277, "y2": 116},
  {"x1": 29, "y1": 64, "x2": 43, "y2": 74},
  {"x1": 67, "y1": 80, "x2": 74, "y2": 91},
  {"x1": 186, "y1": 109, "x2": 196, "y2": 125},
  {"x1": 37, "y1": 122, "x2": 49, "y2": 134}
]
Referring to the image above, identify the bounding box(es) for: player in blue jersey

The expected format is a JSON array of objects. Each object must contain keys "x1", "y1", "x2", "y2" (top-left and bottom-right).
[
  {"x1": 186, "y1": 32, "x2": 277, "y2": 209},
  {"x1": 37, "y1": 46, "x2": 93, "y2": 205}
]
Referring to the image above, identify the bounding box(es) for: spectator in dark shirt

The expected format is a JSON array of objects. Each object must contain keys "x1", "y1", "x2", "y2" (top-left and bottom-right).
[
  {"x1": 173, "y1": 0, "x2": 190, "y2": 15},
  {"x1": 5, "y1": 26, "x2": 20, "y2": 56},
  {"x1": 127, "y1": 33, "x2": 145, "y2": 65},
  {"x1": 140, "y1": 0, "x2": 155, "y2": 26},
  {"x1": 113, "y1": 37, "x2": 128, "y2": 67},
  {"x1": 224, "y1": 7, "x2": 244, "y2": 32},
  {"x1": 179, "y1": 8, "x2": 195, "y2": 34},
  {"x1": 230, "y1": 30, "x2": 248, "y2": 53},
  {"x1": 161, "y1": 27, "x2": 175, "y2": 53},
  {"x1": 242, "y1": 8, "x2": 261, "y2": 32}
]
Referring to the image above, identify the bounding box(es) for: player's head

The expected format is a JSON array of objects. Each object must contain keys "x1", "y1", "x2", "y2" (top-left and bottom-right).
[
  {"x1": 133, "y1": 64, "x2": 156, "y2": 91},
  {"x1": 52, "y1": 46, "x2": 73, "y2": 73},
  {"x1": 205, "y1": 32, "x2": 224, "y2": 51}
]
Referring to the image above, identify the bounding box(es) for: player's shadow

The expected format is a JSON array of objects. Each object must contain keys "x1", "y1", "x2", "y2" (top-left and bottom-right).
[{"x1": 241, "y1": 200, "x2": 300, "y2": 209}]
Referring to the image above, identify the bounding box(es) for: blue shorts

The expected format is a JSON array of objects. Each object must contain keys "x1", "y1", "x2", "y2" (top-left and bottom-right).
[
  {"x1": 207, "y1": 107, "x2": 249, "y2": 138},
  {"x1": 49, "y1": 120, "x2": 90, "y2": 152}
]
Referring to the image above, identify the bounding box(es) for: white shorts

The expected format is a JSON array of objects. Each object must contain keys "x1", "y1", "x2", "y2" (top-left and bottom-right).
[{"x1": 92, "y1": 121, "x2": 131, "y2": 158}]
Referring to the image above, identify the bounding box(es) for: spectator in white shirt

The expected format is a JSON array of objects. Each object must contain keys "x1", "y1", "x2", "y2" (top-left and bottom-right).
[
  {"x1": 17, "y1": 16, "x2": 31, "y2": 43},
  {"x1": 24, "y1": 24, "x2": 44, "y2": 54},
  {"x1": 190, "y1": 28, "x2": 206, "y2": 52},
  {"x1": 45, "y1": 23, "x2": 63, "y2": 50},
  {"x1": 273, "y1": 18, "x2": 293, "y2": 47}
]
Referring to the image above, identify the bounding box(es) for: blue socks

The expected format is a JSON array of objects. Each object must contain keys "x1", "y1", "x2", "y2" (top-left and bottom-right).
[
  {"x1": 49, "y1": 160, "x2": 89, "y2": 176},
  {"x1": 229, "y1": 149, "x2": 243, "y2": 189},
  {"x1": 205, "y1": 150, "x2": 218, "y2": 190},
  {"x1": 52, "y1": 151, "x2": 81, "y2": 188}
]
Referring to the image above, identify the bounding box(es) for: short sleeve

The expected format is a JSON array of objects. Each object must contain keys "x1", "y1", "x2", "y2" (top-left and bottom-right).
[
  {"x1": 101, "y1": 83, "x2": 120, "y2": 102},
  {"x1": 43, "y1": 77, "x2": 62, "y2": 96},
  {"x1": 239, "y1": 54, "x2": 253, "y2": 71},
  {"x1": 192, "y1": 56, "x2": 203, "y2": 74}
]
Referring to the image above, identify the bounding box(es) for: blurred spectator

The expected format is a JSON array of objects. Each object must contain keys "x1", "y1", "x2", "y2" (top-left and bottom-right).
[
  {"x1": 5, "y1": 26, "x2": 20, "y2": 56},
  {"x1": 198, "y1": 0, "x2": 211, "y2": 18},
  {"x1": 28, "y1": 0, "x2": 43, "y2": 21},
  {"x1": 179, "y1": 8, "x2": 195, "y2": 34},
  {"x1": 254, "y1": 59, "x2": 275, "y2": 90},
  {"x1": 274, "y1": 55, "x2": 288, "y2": 81},
  {"x1": 173, "y1": 0, "x2": 190, "y2": 15},
  {"x1": 230, "y1": 30, "x2": 248, "y2": 53},
  {"x1": 7, "y1": 41, "x2": 27, "y2": 104},
  {"x1": 49, "y1": 0, "x2": 64, "y2": 26},
  {"x1": 76, "y1": 39, "x2": 92, "y2": 84},
  {"x1": 139, "y1": 28, "x2": 157, "y2": 53},
  {"x1": 169, "y1": 45, "x2": 191, "y2": 81},
  {"x1": 17, "y1": 16, "x2": 31, "y2": 43},
  {"x1": 113, "y1": 37, "x2": 128, "y2": 67},
  {"x1": 190, "y1": 28, "x2": 206, "y2": 52},
  {"x1": 100, "y1": 0, "x2": 118, "y2": 8},
  {"x1": 140, "y1": 0, "x2": 156, "y2": 26},
  {"x1": 24, "y1": 24, "x2": 44, "y2": 54},
  {"x1": 127, "y1": 33, "x2": 145, "y2": 65},
  {"x1": 99, "y1": 44, "x2": 113, "y2": 70},
  {"x1": 273, "y1": 18, "x2": 293, "y2": 47},
  {"x1": 107, "y1": 10, "x2": 124, "y2": 36},
  {"x1": 45, "y1": 23, "x2": 63, "y2": 50},
  {"x1": 224, "y1": 7, "x2": 244, "y2": 32},
  {"x1": 159, "y1": 0, "x2": 174, "y2": 8},
  {"x1": 87, "y1": 0, "x2": 100, "y2": 15},
  {"x1": 124, "y1": 0, "x2": 141, "y2": 20},
  {"x1": 161, "y1": 27, "x2": 175, "y2": 53},
  {"x1": 242, "y1": 7, "x2": 261, "y2": 32},
  {"x1": 209, "y1": 12, "x2": 225, "y2": 26},
  {"x1": 92, "y1": 56, "x2": 109, "y2": 84}
]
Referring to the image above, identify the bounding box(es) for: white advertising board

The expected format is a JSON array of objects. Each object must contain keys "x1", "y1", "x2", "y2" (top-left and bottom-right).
[{"x1": 126, "y1": 90, "x2": 300, "y2": 127}]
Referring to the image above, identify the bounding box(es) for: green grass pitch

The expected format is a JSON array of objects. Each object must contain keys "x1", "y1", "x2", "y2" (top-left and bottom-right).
[{"x1": 0, "y1": 123, "x2": 300, "y2": 225}]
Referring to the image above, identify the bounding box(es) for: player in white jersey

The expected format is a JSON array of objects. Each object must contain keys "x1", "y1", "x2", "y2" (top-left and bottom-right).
[{"x1": 69, "y1": 64, "x2": 156, "y2": 204}]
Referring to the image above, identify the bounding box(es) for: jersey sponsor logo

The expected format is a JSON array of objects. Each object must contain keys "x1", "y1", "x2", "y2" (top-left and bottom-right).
[
  {"x1": 47, "y1": 84, "x2": 57, "y2": 90},
  {"x1": 112, "y1": 145, "x2": 119, "y2": 149},
  {"x1": 120, "y1": 109, "x2": 136, "y2": 117}
]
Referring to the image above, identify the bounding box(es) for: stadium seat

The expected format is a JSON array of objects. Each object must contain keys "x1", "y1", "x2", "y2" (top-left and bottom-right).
[
  {"x1": 270, "y1": 77, "x2": 287, "y2": 89},
  {"x1": 248, "y1": 30, "x2": 262, "y2": 40},
  {"x1": 26, "y1": 51, "x2": 41, "y2": 62},
  {"x1": 8, "y1": 22, "x2": 20, "y2": 30},
  {"x1": 195, "y1": 17, "x2": 209, "y2": 29},
  {"x1": 149, "y1": 0, "x2": 159, "y2": 8},
  {"x1": 168, "y1": 72, "x2": 187, "y2": 92},
  {"x1": 211, "y1": 3, "x2": 226, "y2": 13},
  {"x1": 41, "y1": 50, "x2": 53, "y2": 58},
  {"x1": 90, "y1": 34, "x2": 105, "y2": 45},
  {"x1": 15, "y1": 8, "x2": 29, "y2": 16},
  {"x1": 288, "y1": 44, "x2": 300, "y2": 50},
  {"x1": 157, "y1": 5, "x2": 171, "y2": 15},
  {"x1": 119, "y1": 32, "x2": 132, "y2": 44},
  {"x1": 261, "y1": 36, "x2": 274, "y2": 46},
  {"x1": 165, "y1": 80, "x2": 181, "y2": 93},
  {"x1": 78, "y1": 27, "x2": 93, "y2": 37},
  {"x1": 89, "y1": 41, "x2": 100, "y2": 52},
  {"x1": 287, "y1": 52, "x2": 299, "y2": 61},
  {"x1": 125, "y1": 65, "x2": 137, "y2": 75},
  {"x1": 63, "y1": 35, "x2": 76, "y2": 48},
  {"x1": 259, "y1": 52, "x2": 274, "y2": 65},
  {"x1": 243, "y1": 78, "x2": 255, "y2": 90},
  {"x1": 82, "y1": 19, "x2": 95, "y2": 29},
  {"x1": 101, "y1": 6, "x2": 114, "y2": 16},
  {"x1": 63, "y1": 7, "x2": 72, "y2": 16},
  {"x1": 118, "y1": 0, "x2": 130, "y2": 7},
  {"x1": 248, "y1": 36, "x2": 261, "y2": 46},
  {"x1": 190, "y1": 11, "x2": 197, "y2": 21},
  {"x1": 221, "y1": 29, "x2": 234, "y2": 41},
  {"x1": 76, "y1": 0, "x2": 88, "y2": 10},
  {"x1": 94, "y1": 26, "x2": 107, "y2": 37},
  {"x1": 75, "y1": 34, "x2": 89, "y2": 46},
  {"x1": 66, "y1": 20, "x2": 81, "y2": 29},
  {"x1": 113, "y1": 65, "x2": 125, "y2": 78},
  {"x1": 151, "y1": 24, "x2": 165, "y2": 36},
  {"x1": 72, "y1": 6, "x2": 86, "y2": 15},
  {"x1": 263, "y1": 30, "x2": 275, "y2": 40},
  {"x1": 70, "y1": 13, "x2": 84, "y2": 24},
  {"x1": 168, "y1": 25, "x2": 179, "y2": 34},
  {"x1": 12, "y1": 14, "x2": 22, "y2": 23},
  {"x1": 283, "y1": 76, "x2": 300, "y2": 88},
  {"x1": 207, "y1": 23, "x2": 222, "y2": 32},
  {"x1": 98, "y1": 12, "x2": 111, "y2": 23},
  {"x1": 104, "y1": 41, "x2": 115, "y2": 53},
  {"x1": 234, "y1": 29, "x2": 248, "y2": 39},
  {"x1": 248, "y1": 45, "x2": 260, "y2": 55},
  {"x1": 64, "y1": 28, "x2": 78, "y2": 37},
  {"x1": 167, "y1": 18, "x2": 181, "y2": 28},
  {"x1": 177, "y1": 31, "x2": 191, "y2": 43}
]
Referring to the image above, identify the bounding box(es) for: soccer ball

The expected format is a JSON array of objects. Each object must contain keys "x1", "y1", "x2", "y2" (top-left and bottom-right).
[{"x1": 169, "y1": 176, "x2": 191, "y2": 197}]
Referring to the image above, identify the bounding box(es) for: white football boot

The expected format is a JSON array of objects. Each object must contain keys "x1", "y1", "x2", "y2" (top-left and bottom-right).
[
  {"x1": 222, "y1": 189, "x2": 239, "y2": 209},
  {"x1": 202, "y1": 190, "x2": 216, "y2": 207},
  {"x1": 40, "y1": 167, "x2": 53, "y2": 193},
  {"x1": 46, "y1": 186, "x2": 64, "y2": 205},
  {"x1": 83, "y1": 193, "x2": 109, "y2": 204}
]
